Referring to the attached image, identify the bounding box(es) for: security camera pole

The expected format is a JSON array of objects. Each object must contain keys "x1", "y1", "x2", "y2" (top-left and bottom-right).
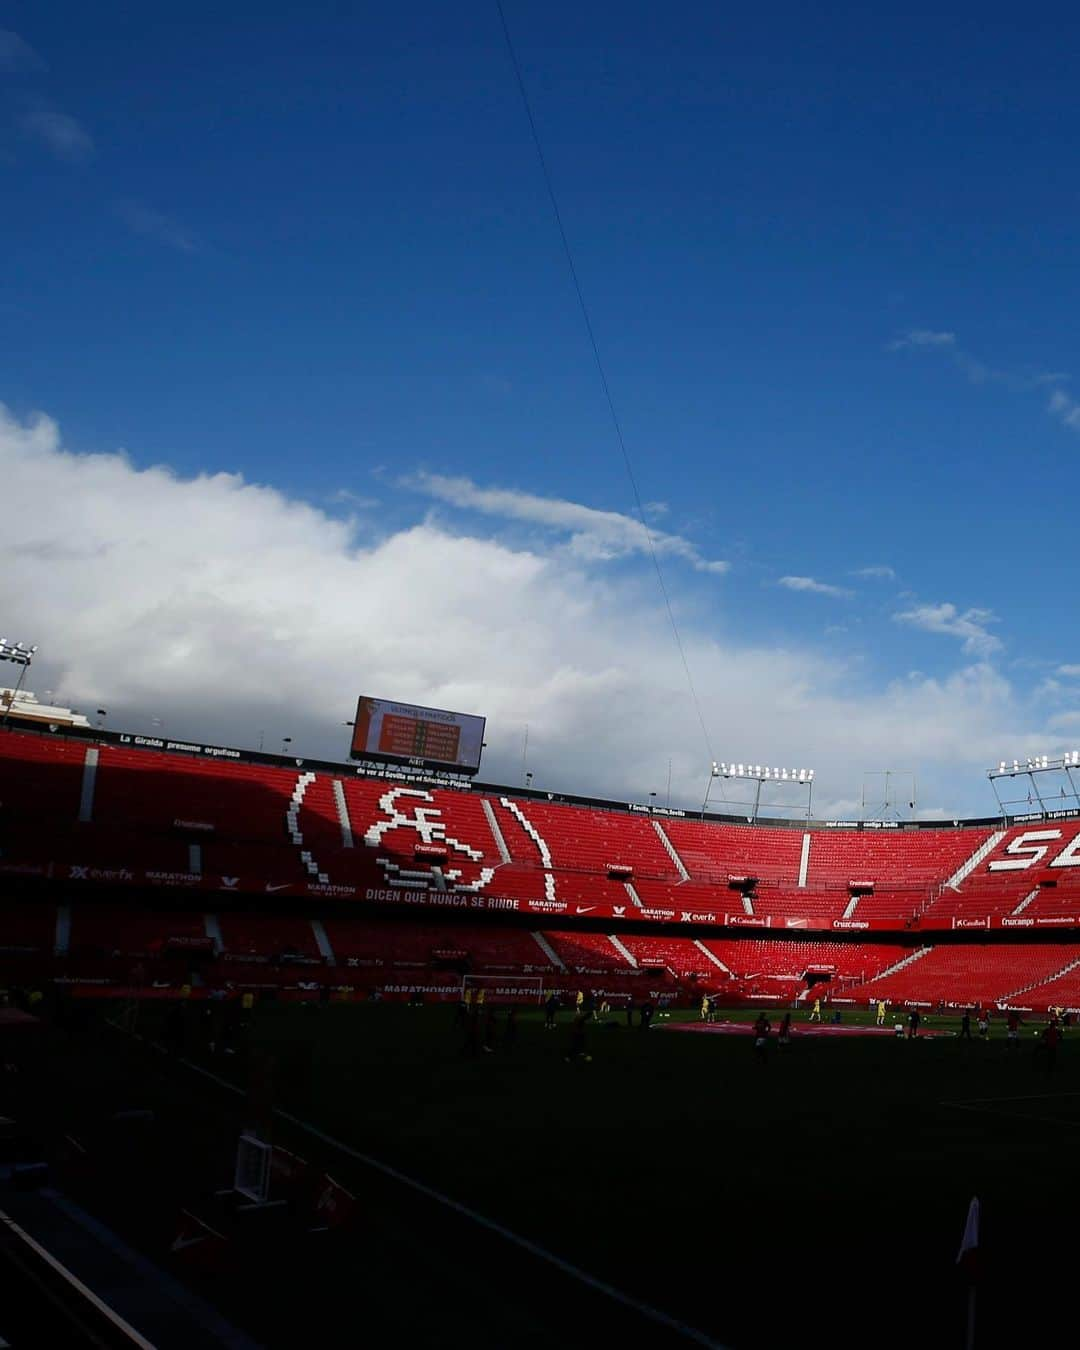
[{"x1": 0, "y1": 637, "x2": 39, "y2": 727}]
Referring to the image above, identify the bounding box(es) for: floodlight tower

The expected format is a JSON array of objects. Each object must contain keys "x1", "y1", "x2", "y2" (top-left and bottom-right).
[
  {"x1": 704, "y1": 761, "x2": 815, "y2": 823},
  {"x1": 0, "y1": 637, "x2": 38, "y2": 726},
  {"x1": 988, "y1": 751, "x2": 1080, "y2": 822}
]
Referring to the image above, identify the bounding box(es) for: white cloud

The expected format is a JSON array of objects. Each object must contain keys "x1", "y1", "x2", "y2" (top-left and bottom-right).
[
  {"x1": 0, "y1": 403, "x2": 1059, "y2": 817},
  {"x1": 1056, "y1": 665, "x2": 1080, "y2": 678},
  {"x1": 0, "y1": 29, "x2": 45, "y2": 73},
  {"x1": 1049, "y1": 389, "x2": 1080, "y2": 432},
  {"x1": 852, "y1": 565, "x2": 896, "y2": 581},
  {"x1": 20, "y1": 106, "x2": 94, "y2": 163},
  {"x1": 893, "y1": 602, "x2": 1002, "y2": 656},
  {"x1": 888, "y1": 329, "x2": 955, "y2": 351},
  {"x1": 116, "y1": 201, "x2": 196, "y2": 254},
  {"x1": 330, "y1": 488, "x2": 379, "y2": 510},
  {"x1": 777, "y1": 575, "x2": 852, "y2": 598},
  {"x1": 893, "y1": 330, "x2": 1077, "y2": 423},
  {"x1": 405, "y1": 471, "x2": 729, "y2": 574}
]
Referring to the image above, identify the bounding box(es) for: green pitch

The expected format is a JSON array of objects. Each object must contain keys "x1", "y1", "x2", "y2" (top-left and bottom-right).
[{"x1": 35, "y1": 1000, "x2": 1080, "y2": 1348}]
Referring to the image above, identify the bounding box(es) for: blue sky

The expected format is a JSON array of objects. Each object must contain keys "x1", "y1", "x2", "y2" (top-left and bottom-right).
[{"x1": 2, "y1": 3, "x2": 1079, "y2": 817}]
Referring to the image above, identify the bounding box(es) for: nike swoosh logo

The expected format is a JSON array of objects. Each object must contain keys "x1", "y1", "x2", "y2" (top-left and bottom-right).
[
  {"x1": 576, "y1": 905, "x2": 595, "y2": 914},
  {"x1": 264, "y1": 883, "x2": 292, "y2": 893}
]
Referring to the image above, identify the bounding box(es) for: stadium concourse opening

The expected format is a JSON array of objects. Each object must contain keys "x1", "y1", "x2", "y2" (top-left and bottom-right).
[{"x1": 3, "y1": 713, "x2": 1080, "y2": 1345}]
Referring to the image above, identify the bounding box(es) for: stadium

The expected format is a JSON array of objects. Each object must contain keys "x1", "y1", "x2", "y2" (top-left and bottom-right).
[
  {"x1": 5, "y1": 6, "x2": 1080, "y2": 1350},
  {"x1": 1, "y1": 677, "x2": 1079, "y2": 1348}
]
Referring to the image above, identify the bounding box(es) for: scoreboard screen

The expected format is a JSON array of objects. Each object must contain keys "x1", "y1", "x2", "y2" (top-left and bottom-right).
[{"x1": 349, "y1": 696, "x2": 486, "y2": 774}]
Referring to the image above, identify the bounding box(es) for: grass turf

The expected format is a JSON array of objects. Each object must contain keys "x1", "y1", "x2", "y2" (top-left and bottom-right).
[{"x1": 18, "y1": 1000, "x2": 1079, "y2": 1348}]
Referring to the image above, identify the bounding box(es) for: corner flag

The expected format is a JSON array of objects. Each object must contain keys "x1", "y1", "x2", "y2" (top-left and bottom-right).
[
  {"x1": 957, "y1": 1196, "x2": 979, "y2": 1350},
  {"x1": 956, "y1": 1196, "x2": 979, "y2": 1280}
]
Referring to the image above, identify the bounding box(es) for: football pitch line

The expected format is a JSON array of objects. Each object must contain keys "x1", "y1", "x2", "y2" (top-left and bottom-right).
[
  {"x1": 109, "y1": 1024, "x2": 730, "y2": 1349},
  {"x1": 941, "y1": 1089, "x2": 1080, "y2": 1128}
]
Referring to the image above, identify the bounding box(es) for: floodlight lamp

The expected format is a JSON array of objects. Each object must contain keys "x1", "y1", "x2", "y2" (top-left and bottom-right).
[
  {"x1": 737, "y1": 764, "x2": 744, "y2": 775},
  {"x1": 808, "y1": 769, "x2": 815, "y2": 780}
]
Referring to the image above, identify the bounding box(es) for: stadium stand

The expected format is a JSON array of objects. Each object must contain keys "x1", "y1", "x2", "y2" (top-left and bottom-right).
[
  {"x1": 843, "y1": 944, "x2": 1080, "y2": 1008},
  {"x1": 542, "y1": 931, "x2": 635, "y2": 971},
  {"x1": 0, "y1": 899, "x2": 57, "y2": 955},
  {"x1": 662, "y1": 819, "x2": 803, "y2": 884},
  {"x1": 7, "y1": 723, "x2": 1080, "y2": 1007},
  {"x1": 700, "y1": 938, "x2": 907, "y2": 982}
]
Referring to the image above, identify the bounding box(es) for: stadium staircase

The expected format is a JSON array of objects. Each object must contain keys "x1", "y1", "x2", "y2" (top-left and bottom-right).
[
  {"x1": 872, "y1": 946, "x2": 932, "y2": 980},
  {"x1": 480, "y1": 797, "x2": 512, "y2": 862},
  {"x1": 944, "y1": 829, "x2": 1006, "y2": 890},
  {"x1": 1002, "y1": 954, "x2": 1080, "y2": 1005},
  {"x1": 530, "y1": 931, "x2": 566, "y2": 970},
  {"x1": 607, "y1": 934, "x2": 638, "y2": 968},
  {"x1": 652, "y1": 820, "x2": 690, "y2": 880},
  {"x1": 78, "y1": 745, "x2": 98, "y2": 822},
  {"x1": 797, "y1": 832, "x2": 810, "y2": 887},
  {"x1": 1010, "y1": 887, "x2": 1040, "y2": 916},
  {"x1": 692, "y1": 938, "x2": 729, "y2": 972}
]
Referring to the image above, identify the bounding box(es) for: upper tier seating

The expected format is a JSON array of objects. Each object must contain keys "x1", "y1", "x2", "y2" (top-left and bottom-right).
[
  {"x1": 806, "y1": 828, "x2": 989, "y2": 891},
  {"x1": 5, "y1": 726, "x2": 1080, "y2": 932},
  {"x1": 919, "y1": 821, "x2": 1080, "y2": 922},
  {"x1": 663, "y1": 820, "x2": 803, "y2": 884}
]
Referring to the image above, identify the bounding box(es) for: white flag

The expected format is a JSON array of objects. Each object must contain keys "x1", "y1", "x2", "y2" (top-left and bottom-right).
[{"x1": 956, "y1": 1196, "x2": 979, "y2": 1280}]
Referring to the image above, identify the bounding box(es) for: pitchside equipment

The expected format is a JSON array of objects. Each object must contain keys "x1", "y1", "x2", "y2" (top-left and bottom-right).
[{"x1": 233, "y1": 1133, "x2": 272, "y2": 1204}]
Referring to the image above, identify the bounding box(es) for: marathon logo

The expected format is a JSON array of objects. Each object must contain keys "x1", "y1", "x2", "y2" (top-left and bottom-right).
[
  {"x1": 639, "y1": 907, "x2": 676, "y2": 920},
  {"x1": 305, "y1": 882, "x2": 357, "y2": 897}
]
